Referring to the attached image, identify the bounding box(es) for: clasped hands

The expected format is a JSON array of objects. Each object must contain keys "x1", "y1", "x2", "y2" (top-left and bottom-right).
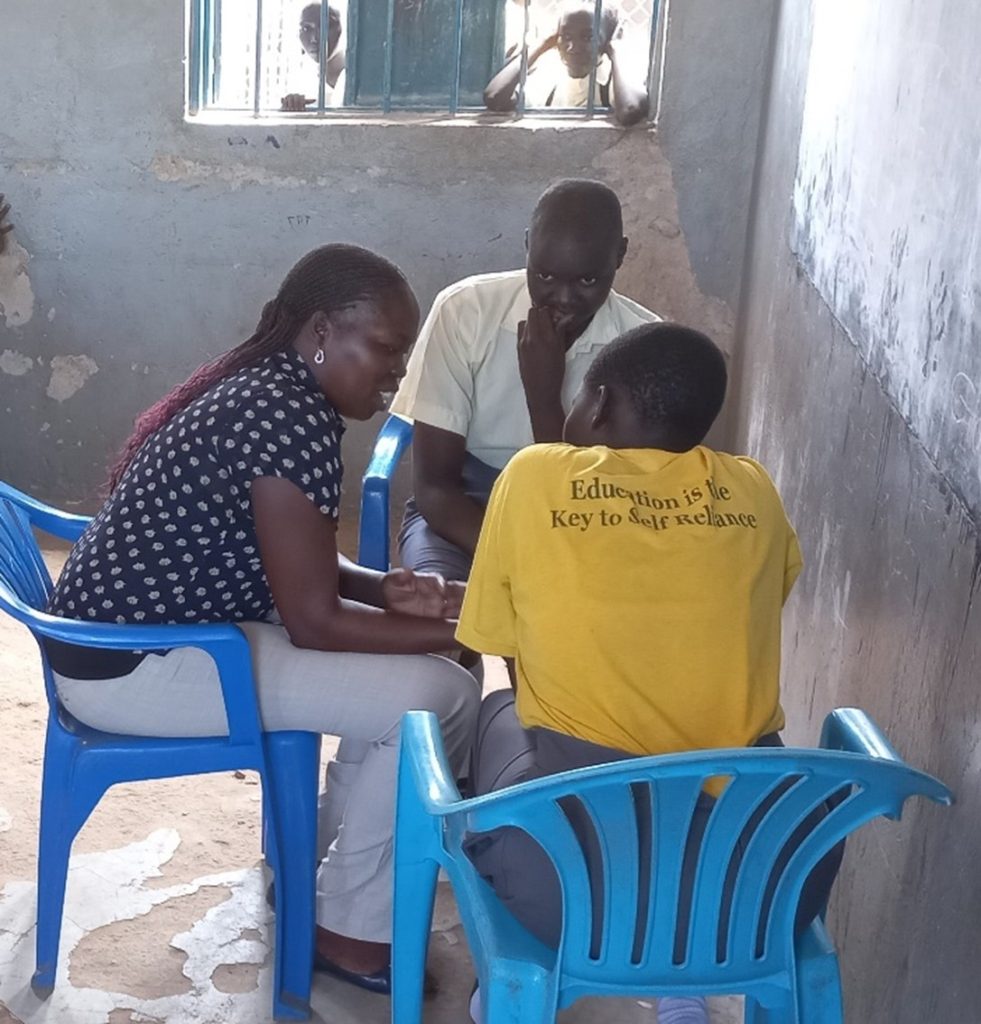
[{"x1": 381, "y1": 566, "x2": 465, "y2": 620}]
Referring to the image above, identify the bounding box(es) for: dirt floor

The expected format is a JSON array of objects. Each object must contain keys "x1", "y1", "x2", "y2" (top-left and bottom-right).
[{"x1": 0, "y1": 546, "x2": 741, "y2": 1024}]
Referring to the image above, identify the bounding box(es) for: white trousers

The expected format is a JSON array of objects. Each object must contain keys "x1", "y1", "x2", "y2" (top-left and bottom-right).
[{"x1": 54, "y1": 620, "x2": 481, "y2": 942}]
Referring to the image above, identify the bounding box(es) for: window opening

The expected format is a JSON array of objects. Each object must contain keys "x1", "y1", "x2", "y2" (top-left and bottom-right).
[{"x1": 188, "y1": 0, "x2": 664, "y2": 123}]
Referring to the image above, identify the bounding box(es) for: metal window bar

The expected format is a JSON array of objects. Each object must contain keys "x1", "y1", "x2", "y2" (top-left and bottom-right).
[
  {"x1": 253, "y1": 0, "x2": 263, "y2": 115},
  {"x1": 189, "y1": 0, "x2": 218, "y2": 112},
  {"x1": 191, "y1": 0, "x2": 663, "y2": 123},
  {"x1": 345, "y1": 0, "x2": 359, "y2": 107},
  {"x1": 650, "y1": 0, "x2": 668, "y2": 126},
  {"x1": 188, "y1": 0, "x2": 201, "y2": 115},
  {"x1": 189, "y1": 0, "x2": 208, "y2": 114},
  {"x1": 646, "y1": 0, "x2": 661, "y2": 116},
  {"x1": 448, "y1": 0, "x2": 466, "y2": 115},
  {"x1": 317, "y1": 0, "x2": 329, "y2": 113},
  {"x1": 212, "y1": 0, "x2": 222, "y2": 103},
  {"x1": 585, "y1": 0, "x2": 602, "y2": 119},
  {"x1": 516, "y1": 0, "x2": 531, "y2": 118},
  {"x1": 381, "y1": 0, "x2": 396, "y2": 114}
]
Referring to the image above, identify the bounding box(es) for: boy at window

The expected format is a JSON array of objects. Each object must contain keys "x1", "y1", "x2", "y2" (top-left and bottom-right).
[
  {"x1": 457, "y1": 324, "x2": 841, "y2": 1024},
  {"x1": 484, "y1": 1, "x2": 649, "y2": 126},
  {"x1": 280, "y1": 2, "x2": 346, "y2": 111},
  {"x1": 390, "y1": 178, "x2": 659, "y2": 592}
]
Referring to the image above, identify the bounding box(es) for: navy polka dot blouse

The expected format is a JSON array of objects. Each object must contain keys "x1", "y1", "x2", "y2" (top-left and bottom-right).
[{"x1": 48, "y1": 348, "x2": 343, "y2": 636}]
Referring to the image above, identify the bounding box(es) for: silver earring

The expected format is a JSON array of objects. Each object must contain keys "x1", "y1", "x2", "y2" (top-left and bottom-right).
[{"x1": 314, "y1": 346, "x2": 325, "y2": 365}]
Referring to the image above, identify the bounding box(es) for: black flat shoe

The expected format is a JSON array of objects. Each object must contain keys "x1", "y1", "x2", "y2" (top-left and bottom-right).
[{"x1": 313, "y1": 952, "x2": 392, "y2": 996}]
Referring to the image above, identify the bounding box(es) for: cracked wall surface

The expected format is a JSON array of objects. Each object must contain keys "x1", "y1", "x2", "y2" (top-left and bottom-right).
[
  {"x1": 0, "y1": 0, "x2": 775, "y2": 510},
  {"x1": 733, "y1": 2, "x2": 978, "y2": 1021}
]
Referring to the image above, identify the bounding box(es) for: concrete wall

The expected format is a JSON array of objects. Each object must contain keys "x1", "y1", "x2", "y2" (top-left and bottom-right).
[
  {"x1": 735, "y1": 2, "x2": 980, "y2": 1020},
  {"x1": 0, "y1": 0, "x2": 775, "y2": 540}
]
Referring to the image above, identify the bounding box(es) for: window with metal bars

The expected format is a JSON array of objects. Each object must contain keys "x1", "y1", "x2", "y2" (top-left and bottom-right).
[{"x1": 187, "y1": 0, "x2": 663, "y2": 122}]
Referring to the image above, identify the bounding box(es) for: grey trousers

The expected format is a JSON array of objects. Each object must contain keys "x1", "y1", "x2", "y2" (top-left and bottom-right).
[
  {"x1": 397, "y1": 452, "x2": 500, "y2": 580},
  {"x1": 465, "y1": 691, "x2": 843, "y2": 953},
  {"x1": 53, "y1": 620, "x2": 481, "y2": 942},
  {"x1": 398, "y1": 451, "x2": 500, "y2": 686}
]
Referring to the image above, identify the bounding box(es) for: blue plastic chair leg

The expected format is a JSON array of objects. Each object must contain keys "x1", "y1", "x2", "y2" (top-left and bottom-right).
[
  {"x1": 261, "y1": 788, "x2": 271, "y2": 862},
  {"x1": 32, "y1": 727, "x2": 109, "y2": 996},
  {"x1": 794, "y1": 920, "x2": 843, "y2": 1024},
  {"x1": 33, "y1": 793, "x2": 74, "y2": 994},
  {"x1": 391, "y1": 855, "x2": 440, "y2": 1024},
  {"x1": 744, "y1": 920, "x2": 842, "y2": 1024},
  {"x1": 264, "y1": 731, "x2": 321, "y2": 1021},
  {"x1": 483, "y1": 960, "x2": 554, "y2": 1024},
  {"x1": 744, "y1": 996, "x2": 794, "y2": 1024}
]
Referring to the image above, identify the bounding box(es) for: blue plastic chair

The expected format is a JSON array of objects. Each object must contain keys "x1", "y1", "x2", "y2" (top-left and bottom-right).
[
  {"x1": 358, "y1": 414, "x2": 414, "y2": 571},
  {"x1": 393, "y1": 709, "x2": 952, "y2": 1024},
  {"x1": 0, "y1": 481, "x2": 320, "y2": 1021}
]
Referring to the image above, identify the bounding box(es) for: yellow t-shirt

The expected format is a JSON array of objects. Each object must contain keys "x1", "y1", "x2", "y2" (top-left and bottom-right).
[{"x1": 456, "y1": 443, "x2": 802, "y2": 757}]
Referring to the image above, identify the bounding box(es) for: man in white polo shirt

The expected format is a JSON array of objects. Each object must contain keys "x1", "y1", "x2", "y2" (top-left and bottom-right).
[{"x1": 390, "y1": 178, "x2": 659, "y2": 583}]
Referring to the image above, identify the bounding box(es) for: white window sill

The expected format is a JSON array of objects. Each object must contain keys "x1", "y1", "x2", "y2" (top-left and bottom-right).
[{"x1": 185, "y1": 109, "x2": 653, "y2": 132}]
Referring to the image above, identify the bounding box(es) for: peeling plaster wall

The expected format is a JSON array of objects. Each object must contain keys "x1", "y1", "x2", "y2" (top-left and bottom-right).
[
  {"x1": 792, "y1": 1, "x2": 981, "y2": 515},
  {"x1": 0, "y1": 0, "x2": 775, "y2": 520},
  {"x1": 734, "y1": 2, "x2": 979, "y2": 1020},
  {"x1": 0, "y1": 240, "x2": 35, "y2": 328}
]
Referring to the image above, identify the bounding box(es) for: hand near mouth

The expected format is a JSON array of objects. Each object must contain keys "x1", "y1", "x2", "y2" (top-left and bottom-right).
[
  {"x1": 547, "y1": 307, "x2": 580, "y2": 339},
  {"x1": 517, "y1": 306, "x2": 568, "y2": 443}
]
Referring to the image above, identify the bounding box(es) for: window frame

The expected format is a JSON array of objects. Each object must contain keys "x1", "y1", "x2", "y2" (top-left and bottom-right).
[{"x1": 187, "y1": 0, "x2": 666, "y2": 124}]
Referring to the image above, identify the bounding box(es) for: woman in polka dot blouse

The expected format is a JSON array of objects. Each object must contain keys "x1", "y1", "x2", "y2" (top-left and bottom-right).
[{"x1": 45, "y1": 244, "x2": 480, "y2": 991}]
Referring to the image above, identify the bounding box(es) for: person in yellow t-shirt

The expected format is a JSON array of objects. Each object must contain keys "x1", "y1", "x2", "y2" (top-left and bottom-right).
[{"x1": 457, "y1": 323, "x2": 841, "y2": 1001}]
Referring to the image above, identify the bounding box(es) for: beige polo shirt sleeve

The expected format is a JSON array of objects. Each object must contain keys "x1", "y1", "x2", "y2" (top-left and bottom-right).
[{"x1": 389, "y1": 281, "x2": 482, "y2": 437}]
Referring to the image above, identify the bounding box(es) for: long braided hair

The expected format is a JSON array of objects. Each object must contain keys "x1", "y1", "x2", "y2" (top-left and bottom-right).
[{"x1": 107, "y1": 244, "x2": 410, "y2": 493}]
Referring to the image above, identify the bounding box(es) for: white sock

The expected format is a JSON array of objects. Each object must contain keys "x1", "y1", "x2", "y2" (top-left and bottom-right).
[{"x1": 469, "y1": 985, "x2": 482, "y2": 1024}]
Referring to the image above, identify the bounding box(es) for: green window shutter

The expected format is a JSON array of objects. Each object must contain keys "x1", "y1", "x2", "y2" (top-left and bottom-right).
[{"x1": 347, "y1": 0, "x2": 506, "y2": 109}]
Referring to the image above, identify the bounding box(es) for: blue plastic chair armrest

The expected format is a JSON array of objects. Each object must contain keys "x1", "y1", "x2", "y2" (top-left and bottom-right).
[
  {"x1": 819, "y1": 708, "x2": 906, "y2": 761},
  {"x1": 30, "y1": 611, "x2": 263, "y2": 746},
  {"x1": 820, "y1": 708, "x2": 954, "y2": 807},
  {"x1": 27, "y1": 608, "x2": 244, "y2": 651},
  {"x1": 400, "y1": 710, "x2": 463, "y2": 813}
]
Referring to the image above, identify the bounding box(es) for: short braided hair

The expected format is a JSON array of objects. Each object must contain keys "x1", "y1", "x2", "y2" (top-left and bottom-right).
[
  {"x1": 107, "y1": 244, "x2": 409, "y2": 492},
  {"x1": 585, "y1": 322, "x2": 727, "y2": 447}
]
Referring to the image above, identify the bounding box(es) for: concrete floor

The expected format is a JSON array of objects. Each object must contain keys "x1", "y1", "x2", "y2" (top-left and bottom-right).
[{"x1": 0, "y1": 548, "x2": 743, "y2": 1024}]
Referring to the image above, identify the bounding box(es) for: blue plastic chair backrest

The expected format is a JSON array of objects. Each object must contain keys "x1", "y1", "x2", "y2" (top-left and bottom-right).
[
  {"x1": 0, "y1": 484, "x2": 93, "y2": 713},
  {"x1": 0, "y1": 480, "x2": 266, "y2": 748},
  {"x1": 0, "y1": 495, "x2": 56, "y2": 614},
  {"x1": 0, "y1": 481, "x2": 90, "y2": 617},
  {"x1": 441, "y1": 745, "x2": 951, "y2": 992}
]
